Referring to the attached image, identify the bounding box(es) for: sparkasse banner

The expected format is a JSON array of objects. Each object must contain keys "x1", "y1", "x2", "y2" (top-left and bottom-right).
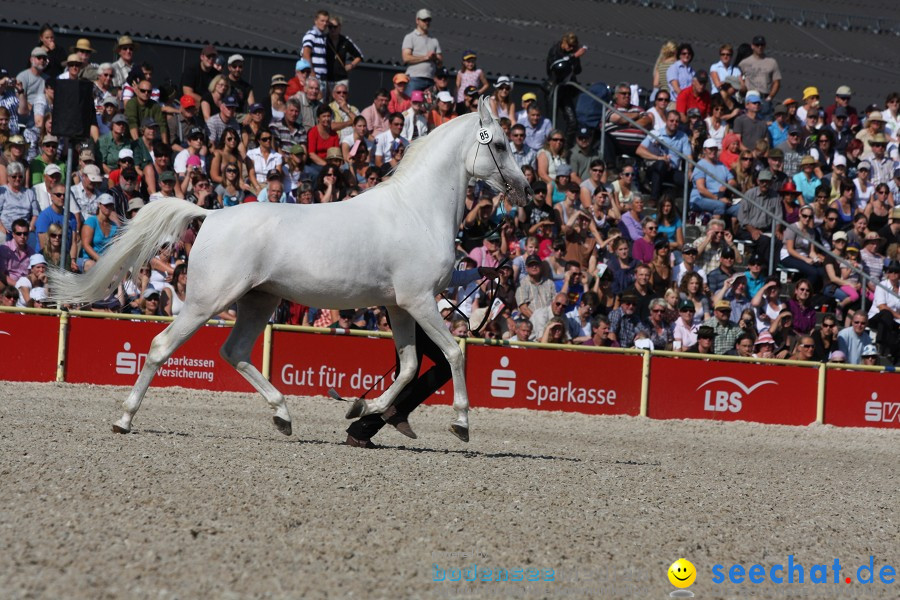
[{"x1": 824, "y1": 369, "x2": 900, "y2": 429}]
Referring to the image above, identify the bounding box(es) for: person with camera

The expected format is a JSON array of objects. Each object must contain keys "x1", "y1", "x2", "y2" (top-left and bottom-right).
[{"x1": 688, "y1": 139, "x2": 739, "y2": 217}]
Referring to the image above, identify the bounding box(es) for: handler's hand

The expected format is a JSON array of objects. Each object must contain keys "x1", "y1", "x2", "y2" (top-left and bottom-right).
[{"x1": 478, "y1": 267, "x2": 499, "y2": 279}]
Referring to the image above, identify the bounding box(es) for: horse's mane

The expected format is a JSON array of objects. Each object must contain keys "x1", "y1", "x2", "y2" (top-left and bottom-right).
[{"x1": 383, "y1": 112, "x2": 480, "y2": 188}]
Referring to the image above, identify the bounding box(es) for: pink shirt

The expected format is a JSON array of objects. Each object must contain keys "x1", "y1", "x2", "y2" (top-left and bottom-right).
[
  {"x1": 0, "y1": 239, "x2": 33, "y2": 283},
  {"x1": 361, "y1": 104, "x2": 391, "y2": 138},
  {"x1": 468, "y1": 244, "x2": 499, "y2": 268}
]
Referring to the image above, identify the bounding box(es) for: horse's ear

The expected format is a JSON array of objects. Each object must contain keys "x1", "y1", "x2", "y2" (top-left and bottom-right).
[{"x1": 478, "y1": 96, "x2": 494, "y2": 125}]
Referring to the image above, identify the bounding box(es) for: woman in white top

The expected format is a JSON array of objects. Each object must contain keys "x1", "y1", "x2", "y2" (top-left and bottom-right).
[
  {"x1": 704, "y1": 98, "x2": 728, "y2": 147},
  {"x1": 648, "y1": 90, "x2": 671, "y2": 133},
  {"x1": 708, "y1": 44, "x2": 741, "y2": 94},
  {"x1": 161, "y1": 263, "x2": 188, "y2": 317},
  {"x1": 854, "y1": 161, "x2": 875, "y2": 211},
  {"x1": 488, "y1": 76, "x2": 516, "y2": 124},
  {"x1": 752, "y1": 278, "x2": 785, "y2": 333},
  {"x1": 535, "y1": 129, "x2": 567, "y2": 185}
]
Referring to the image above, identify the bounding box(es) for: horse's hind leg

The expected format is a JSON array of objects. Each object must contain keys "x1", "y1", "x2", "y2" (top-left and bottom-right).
[
  {"x1": 113, "y1": 307, "x2": 212, "y2": 433},
  {"x1": 220, "y1": 291, "x2": 292, "y2": 435},
  {"x1": 345, "y1": 306, "x2": 419, "y2": 419}
]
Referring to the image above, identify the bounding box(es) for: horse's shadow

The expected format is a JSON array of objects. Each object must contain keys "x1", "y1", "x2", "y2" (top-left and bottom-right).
[{"x1": 137, "y1": 428, "x2": 659, "y2": 465}]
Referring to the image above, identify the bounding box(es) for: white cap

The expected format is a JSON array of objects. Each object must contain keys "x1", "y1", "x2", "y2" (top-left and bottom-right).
[
  {"x1": 862, "y1": 344, "x2": 879, "y2": 357},
  {"x1": 29, "y1": 254, "x2": 47, "y2": 268},
  {"x1": 437, "y1": 299, "x2": 453, "y2": 313},
  {"x1": 495, "y1": 75, "x2": 513, "y2": 90},
  {"x1": 118, "y1": 148, "x2": 134, "y2": 159},
  {"x1": 44, "y1": 164, "x2": 62, "y2": 177},
  {"x1": 97, "y1": 193, "x2": 116, "y2": 206},
  {"x1": 703, "y1": 138, "x2": 719, "y2": 149},
  {"x1": 228, "y1": 54, "x2": 244, "y2": 65},
  {"x1": 82, "y1": 164, "x2": 104, "y2": 182},
  {"x1": 416, "y1": 8, "x2": 432, "y2": 20},
  {"x1": 436, "y1": 91, "x2": 453, "y2": 103},
  {"x1": 30, "y1": 287, "x2": 48, "y2": 302},
  {"x1": 832, "y1": 154, "x2": 847, "y2": 167}
]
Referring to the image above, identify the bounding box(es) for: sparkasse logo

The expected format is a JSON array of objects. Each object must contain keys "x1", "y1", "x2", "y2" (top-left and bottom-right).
[
  {"x1": 699, "y1": 377, "x2": 776, "y2": 413},
  {"x1": 864, "y1": 392, "x2": 900, "y2": 423},
  {"x1": 490, "y1": 356, "x2": 516, "y2": 398}
]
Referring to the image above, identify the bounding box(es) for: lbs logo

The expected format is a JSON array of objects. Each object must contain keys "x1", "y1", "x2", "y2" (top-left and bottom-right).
[
  {"x1": 699, "y1": 377, "x2": 776, "y2": 413},
  {"x1": 864, "y1": 392, "x2": 900, "y2": 423}
]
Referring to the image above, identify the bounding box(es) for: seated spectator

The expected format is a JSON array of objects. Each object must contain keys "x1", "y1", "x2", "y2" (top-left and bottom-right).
[
  {"x1": 618, "y1": 194, "x2": 645, "y2": 242},
  {"x1": 40, "y1": 222, "x2": 74, "y2": 272},
  {"x1": 811, "y1": 313, "x2": 839, "y2": 361},
  {"x1": 608, "y1": 291, "x2": 649, "y2": 348},
  {"x1": 512, "y1": 317, "x2": 533, "y2": 342},
  {"x1": 792, "y1": 156, "x2": 822, "y2": 204},
  {"x1": 139, "y1": 288, "x2": 162, "y2": 317},
  {"x1": 645, "y1": 297, "x2": 673, "y2": 349},
  {"x1": 866, "y1": 259, "x2": 900, "y2": 363},
  {"x1": 752, "y1": 330, "x2": 777, "y2": 358},
  {"x1": 860, "y1": 344, "x2": 881, "y2": 366},
  {"x1": 523, "y1": 104, "x2": 552, "y2": 152},
  {"x1": 704, "y1": 299, "x2": 742, "y2": 354},
  {"x1": 515, "y1": 254, "x2": 556, "y2": 319},
  {"x1": 653, "y1": 195, "x2": 684, "y2": 251},
  {"x1": 673, "y1": 244, "x2": 707, "y2": 285},
  {"x1": 632, "y1": 217, "x2": 658, "y2": 264},
  {"x1": 582, "y1": 315, "x2": 617, "y2": 347},
  {"x1": 78, "y1": 194, "x2": 118, "y2": 272},
  {"x1": 673, "y1": 298, "x2": 698, "y2": 350},
  {"x1": 531, "y1": 292, "x2": 577, "y2": 342},
  {"x1": 374, "y1": 112, "x2": 408, "y2": 168},
  {"x1": 610, "y1": 166, "x2": 638, "y2": 220},
  {"x1": 790, "y1": 335, "x2": 816, "y2": 361},
  {"x1": 429, "y1": 91, "x2": 457, "y2": 130},
  {"x1": 725, "y1": 332, "x2": 755, "y2": 357},
  {"x1": 713, "y1": 273, "x2": 752, "y2": 317},
  {"x1": 307, "y1": 104, "x2": 340, "y2": 172},
  {"x1": 540, "y1": 315, "x2": 570, "y2": 344},
  {"x1": 788, "y1": 278, "x2": 818, "y2": 334},
  {"x1": 636, "y1": 110, "x2": 689, "y2": 202},
  {"x1": 751, "y1": 277, "x2": 785, "y2": 333},
  {"x1": 707, "y1": 246, "x2": 737, "y2": 295},
  {"x1": 689, "y1": 139, "x2": 738, "y2": 217},
  {"x1": 15, "y1": 254, "x2": 47, "y2": 306},
  {"x1": 35, "y1": 182, "x2": 78, "y2": 254},
  {"x1": 678, "y1": 271, "x2": 710, "y2": 325},
  {"x1": 1, "y1": 218, "x2": 35, "y2": 286},
  {"x1": 676, "y1": 70, "x2": 711, "y2": 121},
  {"x1": 688, "y1": 325, "x2": 716, "y2": 354},
  {"x1": 780, "y1": 205, "x2": 825, "y2": 289},
  {"x1": 694, "y1": 218, "x2": 740, "y2": 273},
  {"x1": 837, "y1": 312, "x2": 873, "y2": 364},
  {"x1": 388, "y1": 73, "x2": 411, "y2": 114}
]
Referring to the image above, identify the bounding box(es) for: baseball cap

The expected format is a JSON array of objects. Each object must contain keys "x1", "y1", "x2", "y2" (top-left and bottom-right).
[
  {"x1": 201, "y1": 44, "x2": 217, "y2": 57},
  {"x1": 767, "y1": 148, "x2": 784, "y2": 159},
  {"x1": 127, "y1": 198, "x2": 145, "y2": 212},
  {"x1": 42, "y1": 134, "x2": 59, "y2": 145},
  {"x1": 30, "y1": 287, "x2": 48, "y2": 303},
  {"x1": 464, "y1": 86, "x2": 479, "y2": 98},
  {"x1": 462, "y1": 50, "x2": 477, "y2": 61},
  {"x1": 79, "y1": 149, "x2": 95, "y2": 163},
  {"x1": 834, "y1": 106, "x2": 848, "y2": 118},
  {"x1": 180, "y1": 95, "x2": 197, "y2": 109},
  {"x1": 97, "y1": 193, "x2": 115, "y2": 206},
  {"x1": 227, "y1": 54, "x2": 244, "y2": 65},
  {"x1": 755, "y1": 331, "x2": 775, "y2": 346},
  {"x1": 392, "y1": 73, "x2": 410, "y2": 84},
  {"x1": 140, "y1": 117, "x2": 158, "y2": 129},
  {"x1": 752, "y1": 35, "x2": 766, "y2": 45},
  {"x1": 416, "y1": 8, "x2": 432, "y2": 20},
  {"x1": 687, "y1": 108, "x2": 702, "y2": 118},
  {"x1": 436, "y1": 91, "x2": 453, "y2": 103},
  {"x1": 187, "y1": 126, "x2": 206, "y2": 139},
  {"x1": 83, "y1": 164, "x2": 103, "y2": 183},
  {"x1": 160, "y1": 170, "x2": 177, "y2": 183},
  {"x1": 722, "y1": 76, "x2": 741, "y2": 90},
  {"x1": 521, "y1": 92, "x2": 537, "y2": 103},
  {"x1": 118, "y1": 148, "x2": 134, "y2": 160},
  {"x1": 757, "y1": 169, "x2": 774, "y2": 181},
  {"x1": 702, "y1": 138, "x2": 719, "y2": 149},
  {"x1": 576, "y1": 126, "x2": 592, "y2": 138},
  {"x1": 787, "y1": 125, "x2": 801, "y2": 135},
  {"x1": 525, "y1": 254, "x2": 542, "y2": 266},
  {"x1": 249, "y1": 103, "x2": 264, "y2": 113},
  {"x1": 295, "y1": 58, "x2": 311, "y2": 72},
  {"x1": 143, "y1": 289, "x2": 160, "y2": 299},
  {"x1": 437, "y1": 299, "x2": 453, "y2": 312},
  {"x1": 835, "y1": 85, "x2": 852, "y2": 97},
  {"x1": 862, "y1": 344, "x2": 878, "y2": 357},
  {"x1": 714, "y1": 300, "x2": 732, "y2": 311},
  {"x1": 29, "y1": 254, "x2": 47, "y2": 268},
  {"x1": 832, "y1": 230, "x2": 848, "y2": 242},
  {"x1": 111, "y1": 114, "x2": 128, "y2": 125},
  {"x1": 32, "y1": 47, "x2": 49, "y2": 58},
  {"x1": 222, "y1": 95, "x2": 239, "y2": 108},
  {"x1": 289, "y1": 144, "x2": 307, "y2": 155},
  {"x1": 495, "y1": 75, "x2": 513, "y2": 89},
  {"x1": 556, "y1": 163, "x2": 572, "y2": 177},
  {"x1": 747, "y1": 254, "x2": 764, "y2": 266},
  {"x1": 44, "y1": 164, "x2": 62, "y2": 177},
  {"x1": 678, "y1": 299, "x2": 695, "y2": 311},
  {"x1": 859, "y1": 160, "x2": 872, "y2": 171},
  {"x1": 697, "y1": 325, "x2": 716, "y2": 339},
  {"x1": 101, "y1": 94, "x2": 118, "y2": 107},
  {"x1": 325, "y1": 147, "x2": 343, "y2": 161},
  {"x1": 773, "y1": 104, "x2": 787, "y2": 115},
  {"x1": 745, "y1": 90, "x2": 762, "y2": 103},
  {"x1": 721, "y1": 246, "x2": 736, "y2": 259},
  {"x1": 681, "y1": 244, "x2": 698, "y2": 255},
  {"x1": 435, "y1": 66, "x2": 449, "y2": 78},
  {"x1": 410, "y1": 90, "x2": 425, "y2": 103}
]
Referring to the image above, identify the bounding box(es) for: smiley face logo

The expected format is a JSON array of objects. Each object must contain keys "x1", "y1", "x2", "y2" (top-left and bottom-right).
[{"x1": 668, "y1": 558, "x2": 697, "y2": 588}]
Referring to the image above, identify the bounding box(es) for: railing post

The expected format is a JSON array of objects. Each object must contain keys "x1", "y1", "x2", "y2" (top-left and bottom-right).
[
  {"x1": 816, "y1": 362, "x2": 826, "y2": 424},
  {"x1": 682, "y1": 160, "x2": 690, "y2": 224},
  {"x1": 769, "y1": 217, "x2": 777, "y2": 276},
  {"x1": 56, "y1": 311, "x2": 69, "y2": 382},
  {"x1": 262, "y1": 323, "x2": 273, "y2": 380},
  {"x1": 599, "y1": 104, "x2": 607, "y2": 160},
  {"x1": 640, "y1": 350, "x2": 651, "y2": 417},
  {"x1": 550, "y1": 85, "x2": 559, "y2": 131}
]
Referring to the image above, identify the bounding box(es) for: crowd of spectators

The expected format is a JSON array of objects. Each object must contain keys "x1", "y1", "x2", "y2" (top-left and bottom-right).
[{"x1": 1, "y1": 11, "x2": 899, "y2": 365}]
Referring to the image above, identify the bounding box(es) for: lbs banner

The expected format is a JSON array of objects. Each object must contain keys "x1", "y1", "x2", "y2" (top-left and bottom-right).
[
  {"x1": 65, "y1": 317, "x2": 262, "y2": 392},
  {"x1": 648, "y1": 356, "x2": 818, "y2": 425},
  {"x1": 465, "y1": 345, "x2": 642, "y2": 415},
  {"x1": 824, "y1": 369, "x2": 900, "y2": 429}
]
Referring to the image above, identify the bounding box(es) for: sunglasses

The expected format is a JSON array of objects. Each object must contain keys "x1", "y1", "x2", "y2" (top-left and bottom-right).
[
  {"x1": 591, "y1": 168, "x2": 605, "y2": 172},
  {"x1": 13, "y1": 231, "x2": 29, "y2": 237},
  {"x1": 51, "y1": 192, "x2": 65, "y2": 198},
  {"x1": 656, "y1": 97, "x2": 670, "y2": 102},
  {"x1": 138, "y1": 87, "x2": 152, "y2": 93},
  {"x1": 621, "y1": 172, "x2": 634, "y2": 177},
  {"x1": 550, "y1": 138, "x2": 564, "y2": 142},
  {"x1": 259, "y1": 136, "x2": 272, "y2": 141},
  {"x1": 49, "y1": 233, "x2": 62, "y2": 239}
]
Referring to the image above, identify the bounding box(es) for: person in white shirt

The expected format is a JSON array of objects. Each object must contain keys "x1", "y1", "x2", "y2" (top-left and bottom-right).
[{"x1": 401, "y1": 90, "x2": 428, "y2": 140}]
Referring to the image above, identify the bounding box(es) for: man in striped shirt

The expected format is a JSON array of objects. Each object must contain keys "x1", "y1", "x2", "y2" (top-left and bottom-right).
[{"x1": 302, "y1": 10, "x2": 330, "y2": 89}]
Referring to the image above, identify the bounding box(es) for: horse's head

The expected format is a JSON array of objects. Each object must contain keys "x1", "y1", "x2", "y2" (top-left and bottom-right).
[{"x1": 466, "y1": 97, "x2": 533, "y2": 206}]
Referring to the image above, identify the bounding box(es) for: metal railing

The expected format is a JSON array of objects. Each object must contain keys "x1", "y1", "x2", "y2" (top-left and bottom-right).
[{"x1": 549, "y1": 81, "x2": 900, "y2": 310}]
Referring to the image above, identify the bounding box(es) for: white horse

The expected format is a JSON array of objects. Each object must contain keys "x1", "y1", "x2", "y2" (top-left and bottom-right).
[{"x1": 50, "y1": 97, "x2": 531, "y2": 442}]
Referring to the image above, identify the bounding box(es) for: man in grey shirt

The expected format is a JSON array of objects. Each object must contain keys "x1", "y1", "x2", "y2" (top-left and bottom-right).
[
  {"x1": 401, "y1": 9, "x2": 443, "y2": 94},
  {"x1": 738, "y1": 169, "x2": 780, "y2": 265}
]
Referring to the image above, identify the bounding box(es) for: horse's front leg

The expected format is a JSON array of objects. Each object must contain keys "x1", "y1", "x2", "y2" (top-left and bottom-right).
[{"x1": 345, "y1": 306, "x2": 418, "y2": 419}]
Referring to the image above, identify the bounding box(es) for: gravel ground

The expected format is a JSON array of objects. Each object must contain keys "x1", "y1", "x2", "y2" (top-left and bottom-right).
[{"x1": 0, "y1": 382, "x2": 897, "y2": 600}]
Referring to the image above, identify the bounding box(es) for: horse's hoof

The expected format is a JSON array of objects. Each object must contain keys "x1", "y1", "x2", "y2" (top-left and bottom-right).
[
  {"x1": 112, "y1": 424, "x2": 130, "y2": 434},
  {"x1": 345, "y1": 398, "x2": 366, "y2": 420},
  {"x1": 273, "y1": 416, "x2": 292, "y2": 436},
  {"x1": 449, "y1": 424, "x2": 469, "y2": 443}
]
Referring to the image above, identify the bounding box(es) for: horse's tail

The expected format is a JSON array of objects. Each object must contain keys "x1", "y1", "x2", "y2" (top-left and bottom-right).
[{"x1": 49, "y1": 199, "x2": 210, "y2": 305}]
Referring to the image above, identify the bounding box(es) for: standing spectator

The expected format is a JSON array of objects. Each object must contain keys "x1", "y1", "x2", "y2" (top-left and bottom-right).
[
  {"x1": 0, "y1": 218, "x2": 35, "y2": 285},
  {"x1": 125, "y1": 78, "x2": 168, "y2": 143},
  {"x1": 402, "y1": 9, "x2": 443, "y2": 94},
  {"x1": 269, "y1": 74, "x2": 289, "y2": 122},
  {"x1": 709, "y1": 44, "x2": 742, "y2": 94},
  {"x1": 652, "y1": 41, "x2": 677, "y2": 94},
  {"x1": 546, "y1": 32, "x2": 586, "y2": 140},
  {"x1": 455, "y1": 51, "x2": 489, "y2": 109},
  {"x1": 666, "y1": 43, "x2": 695, "y2": 96},
  {"x1": 181, "y1": 45, "x2": 220, "y2": 105},
  {"x1": 733, "y1": 91, "x2": 768, "y2": 151},
  {"x1": 17, "y1": 48, "x2": 49, "y2": 128},
  {"x1": 111, "y1": 36, "x2": 137, "y2": 88},
  {"x1": 324, "y1": 16, "x2": 363, "y2": 94},
  {"x1": 215, "y1": 57, "x2": 251, "y2": 115},
  {"x1": 837, "y1": 312, "x2": 872, "y2": 364},
  {"x1": 37, "y1": 26, "x2": 65, "y2": 80},
  {"x1": 302, "y1": 9, "x2": 331, "y2": 86},
  {"x1": 738, "y1": 35, "x2": 781, "y2": 119}
]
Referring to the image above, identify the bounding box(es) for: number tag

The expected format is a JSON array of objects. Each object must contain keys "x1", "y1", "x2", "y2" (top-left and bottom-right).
[{"x1": 477, "y1": 128, "x2": 493, "y2": 145}]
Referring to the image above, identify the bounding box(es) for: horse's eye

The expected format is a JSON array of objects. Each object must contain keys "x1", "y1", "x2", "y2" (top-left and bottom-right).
[{"x1": 494, "y1": 142, "x2": 506, "y2": 152}]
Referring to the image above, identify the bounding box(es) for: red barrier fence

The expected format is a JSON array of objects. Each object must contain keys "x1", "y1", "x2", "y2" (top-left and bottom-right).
[{"x1": 2, "y1": 310, "x2": 897, "y2": 430}]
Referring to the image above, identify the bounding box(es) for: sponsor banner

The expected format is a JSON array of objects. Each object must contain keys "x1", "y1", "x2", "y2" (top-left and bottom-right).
[
  {"x1": 465, "y1": 345, "x2": 642, "y2": 415},
  {"x1": 0, "y1": 312, "x2": 59, "y2": 382},
  {"x1": 271, "y1": 331, "x2": 453, "y2": 400},
  {"x1": 65, "y1": 317, "x2": 261, "y2": 392},
  {"x1": 824, "y1": 369, "x2": 900, "y2": 429},
  {"x1": 648, "y1": 356, "x2": 818, "y2": 425}
]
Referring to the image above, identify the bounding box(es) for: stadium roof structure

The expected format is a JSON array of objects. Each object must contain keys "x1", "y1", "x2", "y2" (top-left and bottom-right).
[{"x1": 3, "y1": 0, "x2": 900, "y2": 104}]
